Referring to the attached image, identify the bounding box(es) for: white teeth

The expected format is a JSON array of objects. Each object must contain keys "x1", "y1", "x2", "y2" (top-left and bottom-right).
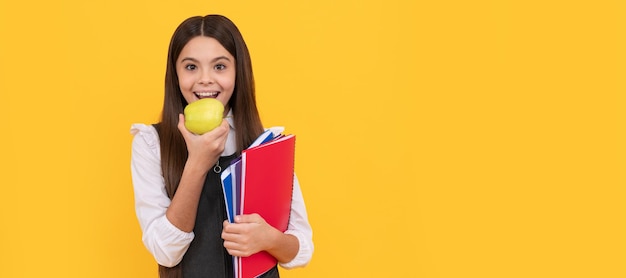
[{"x1": 196, "y1": 91, "x2": 218, "y2": 97}]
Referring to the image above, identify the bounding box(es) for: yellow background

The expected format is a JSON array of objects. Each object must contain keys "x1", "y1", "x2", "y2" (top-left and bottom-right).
[{"x1": 1, "y1": 0, "x2": 624, "y2": 277}]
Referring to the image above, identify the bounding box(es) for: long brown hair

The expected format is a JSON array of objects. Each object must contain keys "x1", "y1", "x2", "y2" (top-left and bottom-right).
[{"x1": 157, "y1": 14, "x2": 264, "y2": 277}]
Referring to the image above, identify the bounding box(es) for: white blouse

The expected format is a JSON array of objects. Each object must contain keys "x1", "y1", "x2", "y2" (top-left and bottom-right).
[{"x1": 129, "y1": 116, "x2": 313, "y2": 269}]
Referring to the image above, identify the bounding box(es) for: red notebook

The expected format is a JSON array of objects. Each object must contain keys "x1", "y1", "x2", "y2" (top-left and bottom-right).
[{"x1": 236, "y1": 134, "x2": 295, "y2": 278}]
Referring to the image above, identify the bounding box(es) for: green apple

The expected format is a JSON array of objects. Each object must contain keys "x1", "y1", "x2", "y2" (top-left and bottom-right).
[{"x1": 184, "y1": 98, "x2": 224, "y2": 135}]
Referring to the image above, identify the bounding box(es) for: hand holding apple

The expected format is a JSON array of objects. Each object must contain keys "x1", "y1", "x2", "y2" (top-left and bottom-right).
[{"x1": 183, "y1": 98, "x2": 225, "y2": 135}]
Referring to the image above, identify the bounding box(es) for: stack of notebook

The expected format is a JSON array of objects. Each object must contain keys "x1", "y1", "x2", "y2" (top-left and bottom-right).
[{"x1": 220, "y1": 129, "x2": 296, "y2": 278}]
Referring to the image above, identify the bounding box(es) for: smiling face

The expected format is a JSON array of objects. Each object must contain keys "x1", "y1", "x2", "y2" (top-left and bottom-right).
[{"x1": 176, "y1": 36, "x2": 236, "y2": 113}]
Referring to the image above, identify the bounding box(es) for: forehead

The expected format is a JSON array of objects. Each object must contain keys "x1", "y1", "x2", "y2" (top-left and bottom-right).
[{"x1": 178, "y1": 36, "x2": 234, "y2": 61}]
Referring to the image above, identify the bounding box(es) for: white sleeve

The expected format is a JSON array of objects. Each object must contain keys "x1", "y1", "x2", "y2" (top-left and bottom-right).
[
  {"x1": 279, "y1": 174, "x2": 314, "y2": 269},
  {"x1": 130, "y1": 124, "x2": 194, "y2": 267}
]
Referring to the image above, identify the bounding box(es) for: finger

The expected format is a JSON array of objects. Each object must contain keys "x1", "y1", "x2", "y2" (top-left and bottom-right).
[
  {"x1": 223, "y1": 237, "x2": 243, "y2": 248},
  {"x1": 221, "y1": 230, "x2": 239, "y2": 241},
  {"x1": 225, "y1": 248, "x2": 253, "y2": 258},
  {"x1": 177, "y1": 114, "x2": 191, "y2": 137},
  {"x1": 223, "y1": 238, "x2": 254, "y2": 257},
  {"x1": 222, "y1": 220, "x2": 237, "y2": 233},
  {"x1": 224, "y1": 245, "x2": 243, "y2": 257},
  {"x1": 235, "y1": 213, "x2": 262, "y2": 224},
  {"x1": 211, "y1": 119, "x2": 230, "y2": 138},
  {"x1": 222, "y1": 221, "x2": 243, "y2": 234},
  {"x1": 220, "y1": 119, "x2": 230, "y2": 129}
]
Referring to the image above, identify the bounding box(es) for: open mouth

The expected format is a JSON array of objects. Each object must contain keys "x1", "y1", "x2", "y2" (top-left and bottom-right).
[{"x1": 195, "y1": 91, "x2": 219, "y2": 99}]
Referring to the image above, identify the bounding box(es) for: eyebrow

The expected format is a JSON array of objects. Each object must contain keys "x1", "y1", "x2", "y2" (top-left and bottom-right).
[{"x1": 179, "y1": 56, "x2": 232, "y2": 63}]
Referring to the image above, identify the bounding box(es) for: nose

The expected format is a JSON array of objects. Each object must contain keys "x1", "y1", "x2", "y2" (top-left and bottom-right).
[{"x1": 198, "y1": 68, "x2": 213, "y2": 85}]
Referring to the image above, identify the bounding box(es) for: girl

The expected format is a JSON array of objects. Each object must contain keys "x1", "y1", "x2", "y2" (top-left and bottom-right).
[{"x1": 130, "y1": 14, "x2": 313, "y2": 278}]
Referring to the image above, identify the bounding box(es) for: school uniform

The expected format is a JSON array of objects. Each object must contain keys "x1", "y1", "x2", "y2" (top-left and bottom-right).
[{"x1": 130, "y1": 110, "x2": 313, "y2": 277}]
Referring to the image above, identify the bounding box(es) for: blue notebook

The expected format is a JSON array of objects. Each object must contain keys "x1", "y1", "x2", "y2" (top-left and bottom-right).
[{"x1": 221, "y1": 129, "x2": 277, "y2": 223}]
